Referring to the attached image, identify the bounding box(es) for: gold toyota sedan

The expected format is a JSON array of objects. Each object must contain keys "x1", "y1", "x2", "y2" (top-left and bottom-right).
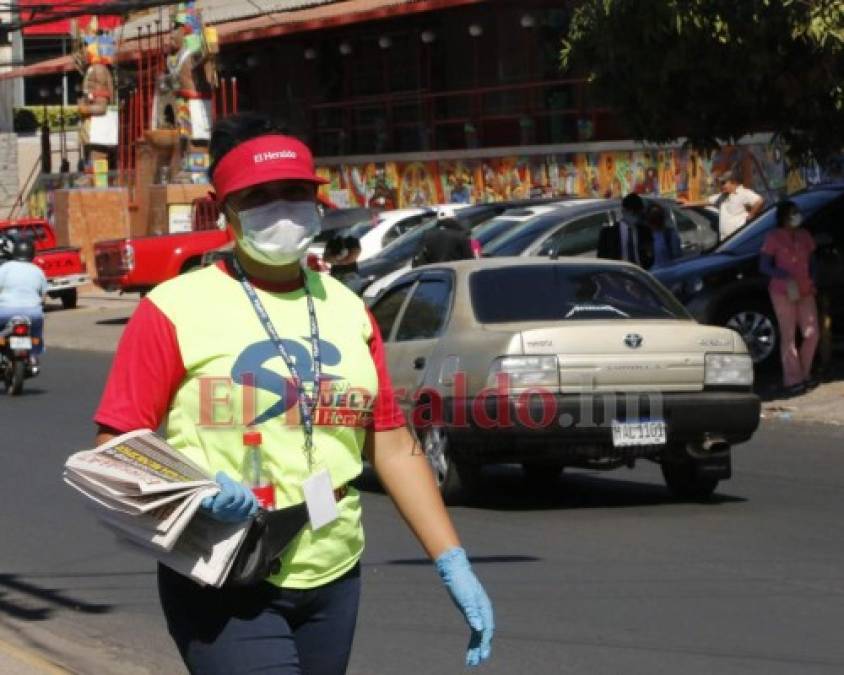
[{"x1": 369, "y1": 258, "x2": 760, "y2": 503}]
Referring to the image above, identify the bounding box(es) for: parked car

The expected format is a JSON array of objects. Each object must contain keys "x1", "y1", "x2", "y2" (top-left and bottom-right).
[
  {"x1": 0, "y1": 218, "x2": 89, "y2": 308},
  {"x1": 94, "y1": 198, "x2": 230, "y2": 295},
  {"x1": 351, "y1": 199, "x2": 568, "y2": 296},
  {"x1": 369, "y1": 258, "x2": 760, "y2": 503},
  {"x1": 356, "y1": 208, "x2": 436, "y2": 261},
  {"x1": 483, "y1": 198, "x2": 717, "y2": 259},
  {"x1": 653, "y1": 185, "x2": 844, "y2": 367},
  {"x1": 96, "y1": 195, "x2": 336, "y2": 295},
  {"x1": 360, "y1": 202, "x2": 569, "y2": 300},
  {"x1": 470, "y1": 204, "x2": 568, "y2": 250}
]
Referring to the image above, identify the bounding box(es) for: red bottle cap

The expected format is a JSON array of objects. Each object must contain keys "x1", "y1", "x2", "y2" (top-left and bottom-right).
[{"x1": 243, "y1": 430, "x2": 262, "y2": 446}]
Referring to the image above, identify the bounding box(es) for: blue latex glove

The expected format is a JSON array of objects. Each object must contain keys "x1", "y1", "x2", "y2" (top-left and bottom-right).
[
  {"x1": 435, "y1": 547, "x2": 494, "y2": 667},
  {"x1": 200, "y1": 471, "x2": 259, "y2": 523}
]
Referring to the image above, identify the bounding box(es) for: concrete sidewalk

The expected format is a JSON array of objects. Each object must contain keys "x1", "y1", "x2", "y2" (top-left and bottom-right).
[
  {"x1": 44, "y1": 290, "x2": 139, "y2": 354},
  {"x1": 761, "y1": 378, "x2": 844, "y2": 426}
]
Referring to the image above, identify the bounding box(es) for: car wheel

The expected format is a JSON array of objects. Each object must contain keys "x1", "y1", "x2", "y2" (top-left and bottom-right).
[
  {"x1": 661, "y1": 460, "x2": 719, "y2": 501},
  {"x1": 521, "y1": 461, "x2": 564, "y2": 489},
  {"x1": 59, "y1": 288, "x2": 78, "y2": 309},
  {"x1": 720, "y1": 299, "x2": 778, "y2": 366},
  {"x1": 421, "y1": 426, "x2": 480, "y2": 505}
]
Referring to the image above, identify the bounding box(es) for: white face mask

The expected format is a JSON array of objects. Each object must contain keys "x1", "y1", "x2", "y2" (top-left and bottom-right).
[
  {"x1": 234, "y1": 199, "x2": 321, "y2": 266},
  {"x1": 788, "y1": 213, "x2": 802, "y2": 229}
]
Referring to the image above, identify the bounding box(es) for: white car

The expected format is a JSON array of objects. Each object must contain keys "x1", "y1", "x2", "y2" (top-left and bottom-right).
[
  {"x1": 357, "y1": 205, "x2": 471, "y2": 261},
  {"x1": 362, "y1": 203, "x2": 571, "y2": 300},
  {"x1": 357, "y1": 209, "x2": 433, "y2": 261}
]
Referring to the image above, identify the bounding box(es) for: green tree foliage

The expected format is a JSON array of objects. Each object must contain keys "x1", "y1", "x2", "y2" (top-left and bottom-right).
[
  {"x1": 561, "y1": 0, "x2": 844, "y2": 164},
  {"x1": 14, "y1": 106, "x2": 80, "y2": 133}
]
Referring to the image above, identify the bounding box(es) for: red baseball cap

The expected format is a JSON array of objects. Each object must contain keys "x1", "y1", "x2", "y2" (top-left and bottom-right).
[{"x1": 211, "y1": 134, "x2": 328, "y2": 204}]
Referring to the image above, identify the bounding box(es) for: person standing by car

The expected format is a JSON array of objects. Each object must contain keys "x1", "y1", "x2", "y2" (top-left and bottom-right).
[
  {"x1": 93, "y1": 114, "x2": 493, "y2": 674},
  {"x1": 597, "y1": 193, "x2": 654, "y2": 268},
  {"x1": 0, "y1": 239, "x2": 48, "y2": 361},
  {"x1": 323, "y1": 234, "x2": 362, "y2": 284},
  {"x1": 646, "y1": 203, "x2": 682, "y2": 267},
  {"x1": 413, "y1": 217, "x2": 473, "y2": 266},
  {"x1": 759, "y1": 200, "x2": 819, "y2": 395},
  {"x1": 683, "y1": 170, "x2": 764, "y2": 241}
]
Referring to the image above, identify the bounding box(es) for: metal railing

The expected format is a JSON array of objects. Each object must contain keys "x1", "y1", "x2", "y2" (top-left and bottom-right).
[{"x1": 308, "y1": 78, "x2": 616, "y2": 156}]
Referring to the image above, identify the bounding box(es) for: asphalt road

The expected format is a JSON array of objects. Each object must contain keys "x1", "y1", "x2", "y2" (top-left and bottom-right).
[{"x1": 2, "y1": 349, "x2": 844, "y2": 675}]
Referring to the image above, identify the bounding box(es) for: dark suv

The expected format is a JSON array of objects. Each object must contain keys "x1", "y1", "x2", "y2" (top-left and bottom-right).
[{"x1": 653, "y1": 185, "x2": 844, "y2": 367}]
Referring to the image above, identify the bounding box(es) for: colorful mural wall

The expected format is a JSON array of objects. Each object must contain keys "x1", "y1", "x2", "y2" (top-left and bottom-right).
[{"x1": 316, "y1": 142, "x2": 788, "y2": 208}]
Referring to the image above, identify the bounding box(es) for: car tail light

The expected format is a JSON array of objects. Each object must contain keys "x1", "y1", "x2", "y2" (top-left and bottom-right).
[
  {"x1": 470, "y1": 239, "x2": 482, "y2": 258},
  {"x1": 487, "y1": 355, "x2": 559, "y2": 389},
  {"x1": 12, "y1": 323, "x2": 29, "y2": 336}
]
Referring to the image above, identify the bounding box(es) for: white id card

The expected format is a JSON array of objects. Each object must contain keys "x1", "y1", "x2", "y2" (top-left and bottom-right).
[{"x1": 302, "y1": 470, "x2": 339, "y2": 531}]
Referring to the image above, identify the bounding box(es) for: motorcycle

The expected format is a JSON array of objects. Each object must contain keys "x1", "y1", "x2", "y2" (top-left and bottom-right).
[{"x1": 0, "y1": 315, "x2": 39, "y2": 395}]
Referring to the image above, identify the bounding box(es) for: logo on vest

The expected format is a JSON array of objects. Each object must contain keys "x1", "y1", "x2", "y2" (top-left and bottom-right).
[{"x1": 253, "y1": 150, "x2": 297, "y2": 164}]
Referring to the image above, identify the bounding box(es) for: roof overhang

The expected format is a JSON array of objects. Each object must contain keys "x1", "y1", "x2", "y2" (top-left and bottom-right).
[{"x1": 0, "y1": 0, "x2": 485, "y2": 81}]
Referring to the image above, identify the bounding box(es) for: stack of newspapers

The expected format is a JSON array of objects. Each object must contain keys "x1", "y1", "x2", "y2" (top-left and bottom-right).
[{"x1": 64, "y1": 429, "x2": 250, "y2": 587}]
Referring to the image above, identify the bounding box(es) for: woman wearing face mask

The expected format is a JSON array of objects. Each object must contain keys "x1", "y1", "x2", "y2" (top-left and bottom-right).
[
  {"x1": 759, "y1": 200, "x2": 819, "y2": 395},
  {"x1": 92, "y1": 114, "x2": 493, "y2": 673}
]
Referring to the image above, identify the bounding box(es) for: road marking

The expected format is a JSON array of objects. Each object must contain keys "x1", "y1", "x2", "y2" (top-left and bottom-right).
[{"x1": 0, "y1": 637, "x2": 69, "y2": 674}]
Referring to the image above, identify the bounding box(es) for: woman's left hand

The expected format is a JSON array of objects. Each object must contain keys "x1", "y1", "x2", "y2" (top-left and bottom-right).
[{"x1": 435, "y1": 547, "x2": 494, "y2": 667}]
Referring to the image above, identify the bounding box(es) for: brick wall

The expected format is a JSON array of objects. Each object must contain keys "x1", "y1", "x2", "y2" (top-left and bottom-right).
[
  {"x1": 0, "y1": 132, "x2": 19, "y2": 213},
  {"x1": 53, "y1": 188, "x2": 131, "y2": 277}
]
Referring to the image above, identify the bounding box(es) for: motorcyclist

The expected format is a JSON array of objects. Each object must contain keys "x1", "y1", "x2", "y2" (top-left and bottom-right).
[{"x1": 0, "y1": 239, "x2": 48, "y2": 362}]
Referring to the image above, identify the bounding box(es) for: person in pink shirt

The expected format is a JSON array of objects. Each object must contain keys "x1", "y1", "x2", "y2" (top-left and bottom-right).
[{"x1": 759, "y1": 200, "x2": 819, "y2": 394}]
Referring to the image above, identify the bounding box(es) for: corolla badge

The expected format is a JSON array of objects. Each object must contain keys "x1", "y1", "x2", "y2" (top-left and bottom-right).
[{"x1": 624, "y1": 333, "x2": 643, "y2": 349}]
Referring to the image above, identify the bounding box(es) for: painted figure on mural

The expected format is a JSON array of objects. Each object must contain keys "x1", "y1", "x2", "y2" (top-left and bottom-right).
[
  {"x1": 162, "y1": 2, "x2": 216, "y2": 182},
  {"x1": 448, "y1": 173, "x2": 472, "y2": 204},
  {"x1": 368, "y1": 169, "x2": 397, "y2": 209},
  {"x1": 400, "y1": 163, "x2": 436, "y2": 207},
  {"x1": 74, "y1": 18, "x2": 117, "y2": 176}
]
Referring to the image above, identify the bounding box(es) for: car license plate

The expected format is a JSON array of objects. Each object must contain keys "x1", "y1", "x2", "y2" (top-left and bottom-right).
[
  {"x1": 9, "y1": 336, "x2": 32, "y2": 350},
  {"x1": 612, "y1": 419, "x2": 667, "y2": 447}
]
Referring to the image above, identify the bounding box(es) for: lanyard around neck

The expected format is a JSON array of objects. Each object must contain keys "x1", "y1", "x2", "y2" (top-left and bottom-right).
[{"x1": 231, "y1": 257, "x2": 322, "y2": 471}]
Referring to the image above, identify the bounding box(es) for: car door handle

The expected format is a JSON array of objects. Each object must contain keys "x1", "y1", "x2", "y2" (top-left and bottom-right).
[{"x1": 413, "y1": 356, "x2": 426, "y2": 370}]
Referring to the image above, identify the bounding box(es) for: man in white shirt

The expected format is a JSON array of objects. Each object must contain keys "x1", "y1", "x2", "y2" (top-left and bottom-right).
[{"x1": 707, "y1": 170, "x2": 764, "y2": 240}]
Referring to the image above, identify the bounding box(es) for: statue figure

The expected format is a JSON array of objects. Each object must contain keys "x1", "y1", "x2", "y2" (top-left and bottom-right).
[
  {"x1": 160, "y1": 2, "x2": 217, "y2": 182},
  {"x1": 74, "y1": 18, "x2": 117, "y2": 175}
]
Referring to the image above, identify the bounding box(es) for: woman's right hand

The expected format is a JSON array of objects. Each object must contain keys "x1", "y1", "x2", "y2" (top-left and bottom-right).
[{"x1": 201, "y1": 471, "x2": 259, "y2": 522}]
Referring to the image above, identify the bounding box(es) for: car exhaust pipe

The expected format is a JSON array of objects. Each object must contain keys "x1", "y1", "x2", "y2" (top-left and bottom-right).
[{"x1": 687, "y1": 435, "x2": 730, "y2": 458}]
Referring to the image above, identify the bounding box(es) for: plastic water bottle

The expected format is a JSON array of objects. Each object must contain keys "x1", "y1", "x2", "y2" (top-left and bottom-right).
[{"x1": 242, "y1": 430, "x2": 275, "y2": 510}]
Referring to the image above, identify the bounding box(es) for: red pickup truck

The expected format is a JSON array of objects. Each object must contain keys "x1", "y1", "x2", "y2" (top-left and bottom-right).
[
  {"x1": 0, "y1": 218, "x2": 89, "y2": 309},
  {"x1": 94, "y1": 198, "x2": 229, "y2": 295},
  {"x1": 95, "y1": 195, "x2": 337, "y2": 295}
]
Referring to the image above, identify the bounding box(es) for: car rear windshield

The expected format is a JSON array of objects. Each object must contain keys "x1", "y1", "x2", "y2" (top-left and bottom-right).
[{"x1": 470, "y1": 265, "x2": 691, "y2": 323}]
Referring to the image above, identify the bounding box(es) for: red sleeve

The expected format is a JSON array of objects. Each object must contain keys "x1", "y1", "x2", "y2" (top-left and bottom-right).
[
  {"x1": 94, "y1": 298, "x2": 186, "y2": 433},
  {"x1": 366, "y1": 310, "x2": 406, "y2": 431}
]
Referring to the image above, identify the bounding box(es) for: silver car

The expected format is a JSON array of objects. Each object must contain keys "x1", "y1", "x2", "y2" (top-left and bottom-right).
[{"x1": 370, "y1": 258, "x2": 760, "y2": 503}]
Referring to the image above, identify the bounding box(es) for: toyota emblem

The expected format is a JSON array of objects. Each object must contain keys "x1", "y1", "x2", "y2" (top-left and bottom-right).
[{"x1": 624, "y1": 333, "x2": 643, "y2": 349}]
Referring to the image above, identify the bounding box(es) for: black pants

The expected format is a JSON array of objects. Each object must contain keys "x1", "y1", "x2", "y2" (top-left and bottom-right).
[{"x1": 158, "y1": 563, "x2": 360, "y2": 675}]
